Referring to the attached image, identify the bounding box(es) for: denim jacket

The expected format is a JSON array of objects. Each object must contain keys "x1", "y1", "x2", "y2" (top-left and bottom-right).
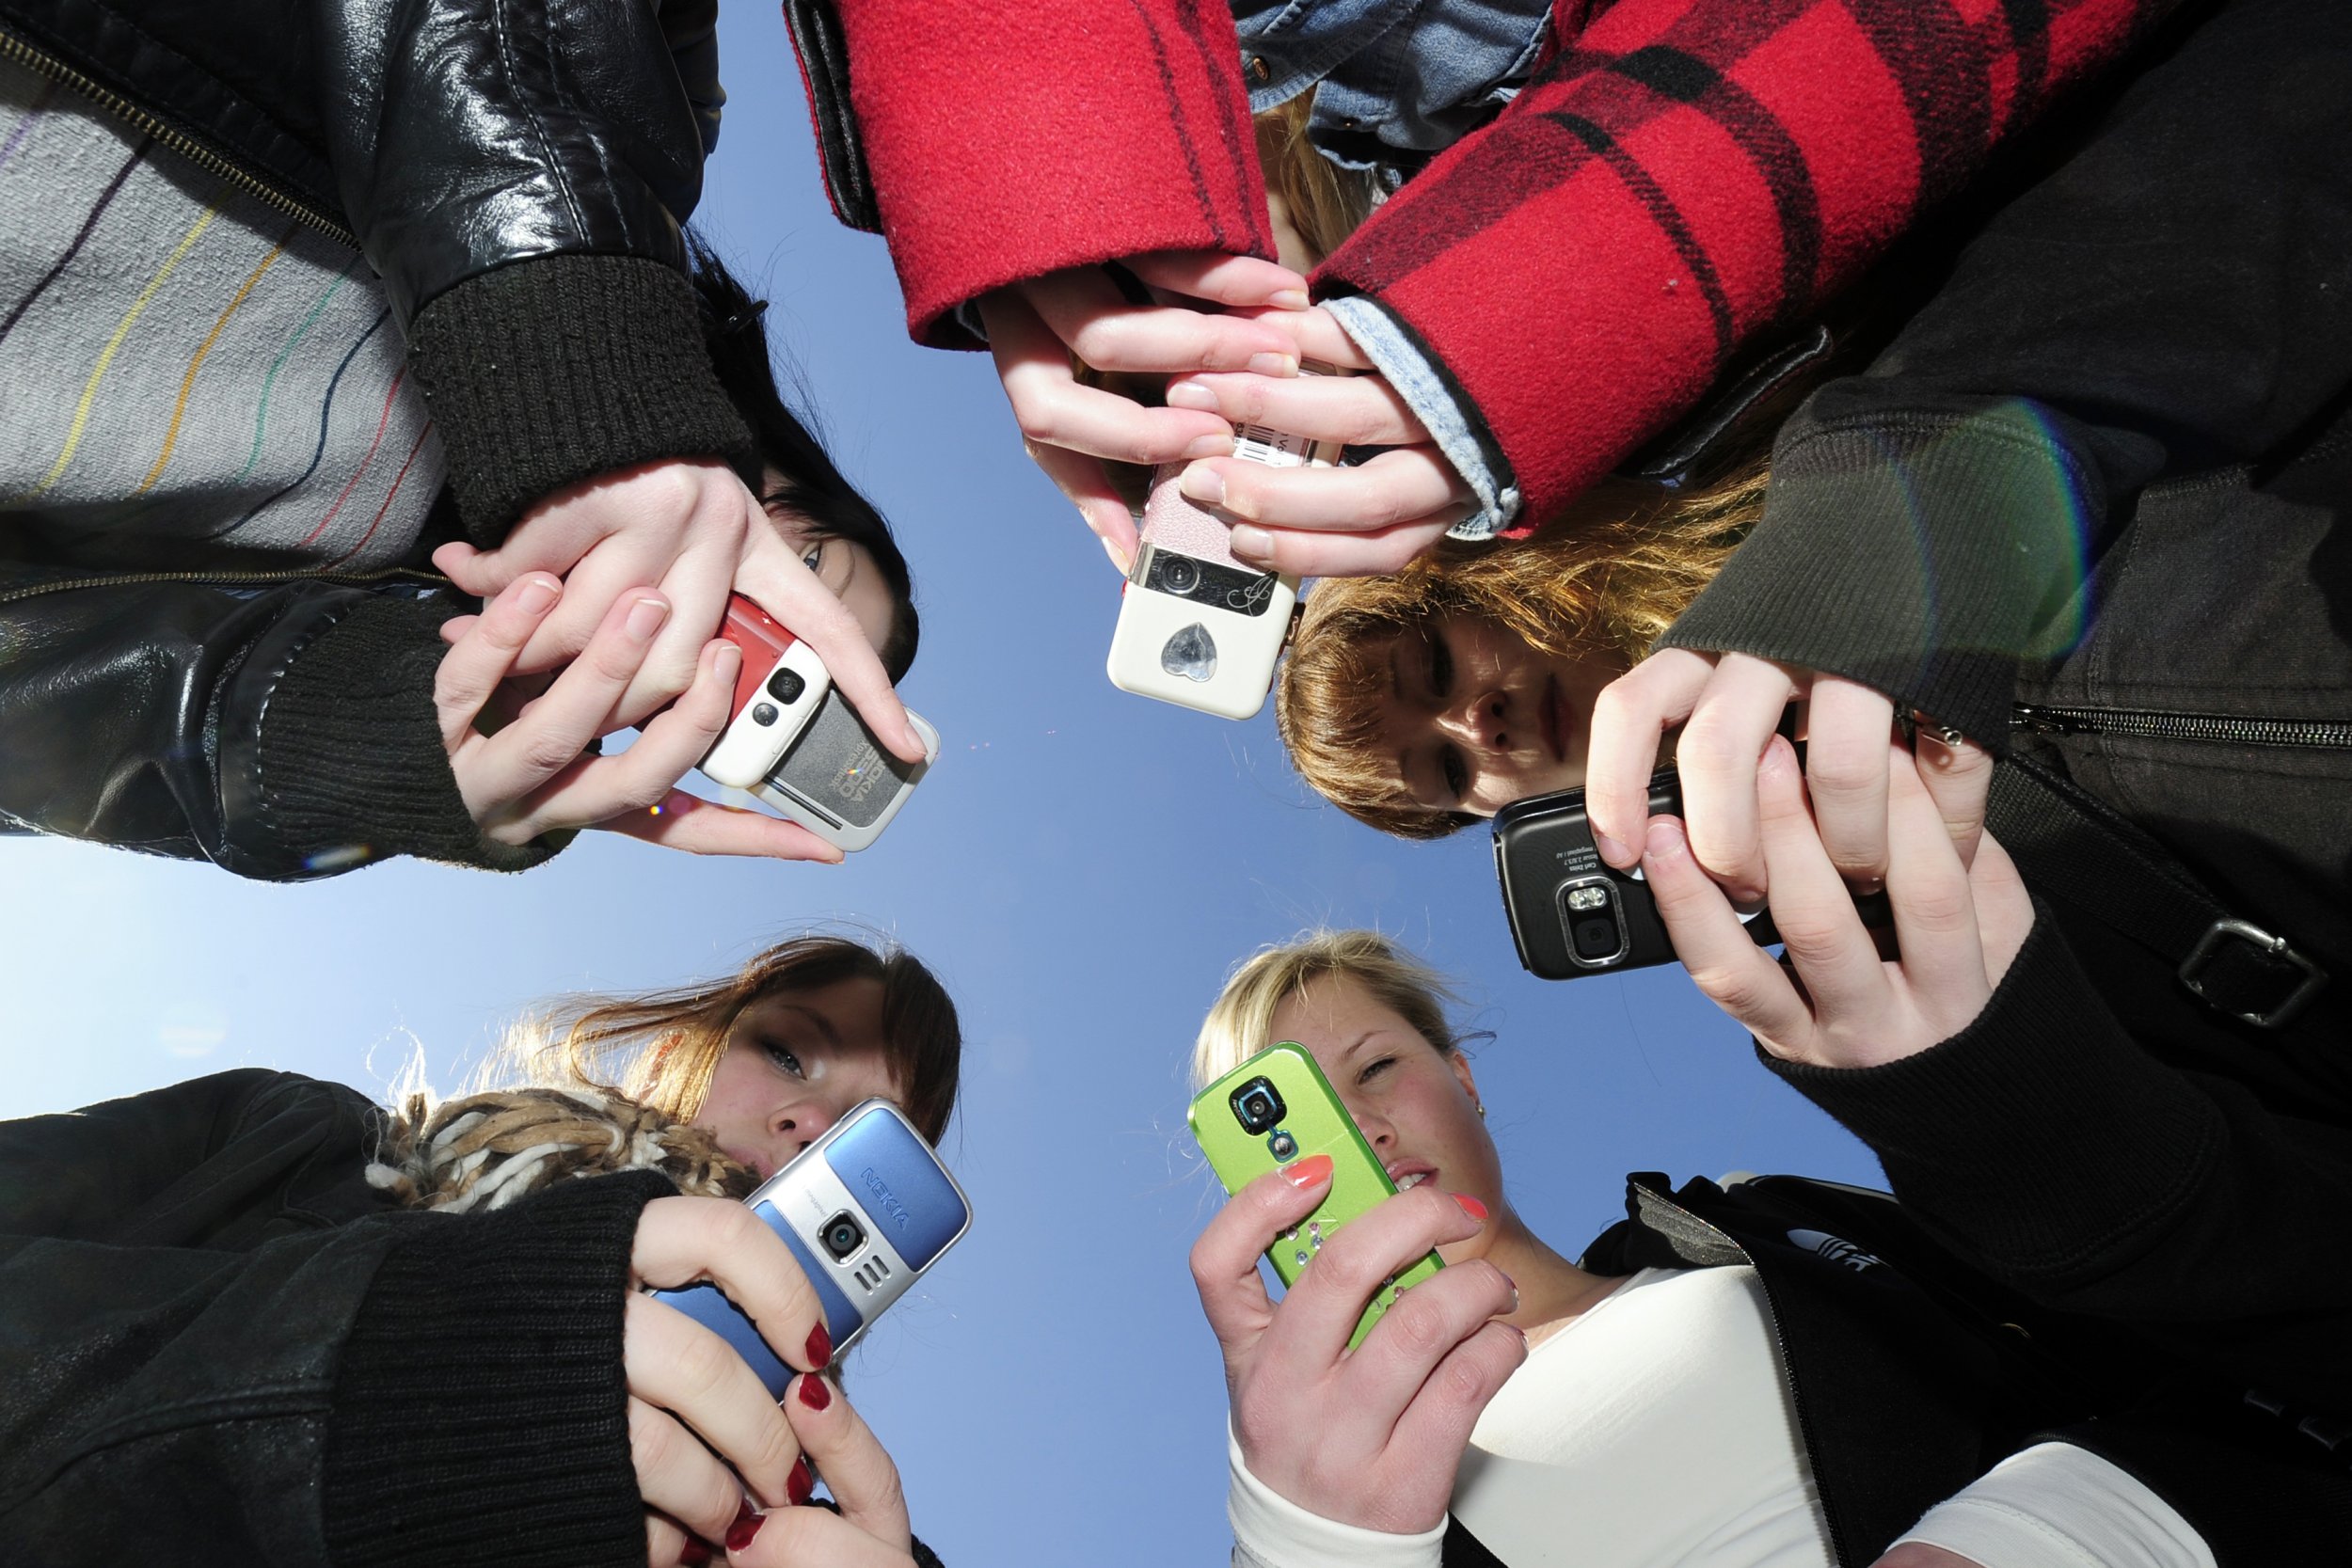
[{"x1": 1232, "y1": 0, "x2": 1551, "y2": 174}]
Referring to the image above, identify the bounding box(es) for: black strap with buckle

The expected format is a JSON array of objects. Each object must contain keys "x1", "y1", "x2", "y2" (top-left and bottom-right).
[{"x1": 1987, "y1": 756, "x2": 2331, "y2": 1031}]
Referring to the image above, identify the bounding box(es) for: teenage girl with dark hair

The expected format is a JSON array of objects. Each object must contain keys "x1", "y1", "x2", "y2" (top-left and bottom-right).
[{"x1": 0, "y1": 932, "x2": 961, "y2": 1567}]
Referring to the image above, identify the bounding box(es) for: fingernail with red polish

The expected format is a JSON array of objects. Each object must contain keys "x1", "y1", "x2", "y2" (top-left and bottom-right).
[
  {"x1": 804, "y1": 1323, "x2": 832, "y2": 1370},
  {"x1": 1454, "y1": 1193, "x2": 1490, "y2": 1221},
  {"x1": 1280, "y1": 1153, "x2": 1334, "y2": 1189},
  {"x1": 787, "y1": 1457, "x2": 814, "y2": 1507},
  {"x1": 725, "y1": 1508, "x2": 765, "y2": 1554},
  {"x1": 680, "y1": 1536, "x2": 713, "y2": 1566},
  {"x1": 798, "y1": 1373, "x2": 831, "y2": 1412}
]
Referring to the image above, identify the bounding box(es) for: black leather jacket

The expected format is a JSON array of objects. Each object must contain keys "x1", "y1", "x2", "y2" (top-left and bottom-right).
[
  {"x1": 0, "y1": 0, "x2": 750, "y2": 537},
  {"x1": 0, "y1": 0, "x2": 757, "y2": 877}
]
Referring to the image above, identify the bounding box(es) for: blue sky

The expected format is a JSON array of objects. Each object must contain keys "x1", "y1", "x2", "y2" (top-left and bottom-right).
[{"x1": 2, "y1": 17, "x2": 1882, "y2": 1564}]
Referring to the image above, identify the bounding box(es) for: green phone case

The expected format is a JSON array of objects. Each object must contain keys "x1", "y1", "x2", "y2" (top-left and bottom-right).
[{"x1": 1188, "y1": 1042, "x2": 1444, "y2": 1349}]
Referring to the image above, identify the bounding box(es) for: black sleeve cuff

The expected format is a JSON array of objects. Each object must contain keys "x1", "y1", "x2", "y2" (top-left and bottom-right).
[
  {"x1": 1658, "y1": 396, "x2": 2111, "y2": 746},
  {"x1": 407, "y1": 254, "x2": 755, "y2": 543},
  {"x1": 2044, "y1": 1406, "x2": 2352, "y2": 1566},
  {"x1": 324, "y1": 1170, "x2": 676, "y2": 1568},
  {"x1": 1757, "y1": 905, "x2": 2225, "y2": 1285},
  {"x1": 255, "y1": 594, "x2": 560, "y2": 875}
]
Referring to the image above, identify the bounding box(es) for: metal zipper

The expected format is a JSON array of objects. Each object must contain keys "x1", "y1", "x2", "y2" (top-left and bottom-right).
[
  {"x1": 0, "y1": 27, "x2": 358, "y2": 248},
  {"x1": 0, "y1": 564, "x2": 449, "y2": 606},
  {"x1": 2012, "y1": 703, "x2": 2352, "y2": 749}
]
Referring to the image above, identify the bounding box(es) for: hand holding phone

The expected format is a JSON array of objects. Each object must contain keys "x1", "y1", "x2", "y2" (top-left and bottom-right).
[
  {"x1": 703, "y1": 594, "x2": 942, "y2": 852},
  {"x1": 650, "y1": 1100, "x2": 972, "y2": 1392},
  {"x1": 1187, "y1": 1053, "x2": 1521, "y2": 1535}
]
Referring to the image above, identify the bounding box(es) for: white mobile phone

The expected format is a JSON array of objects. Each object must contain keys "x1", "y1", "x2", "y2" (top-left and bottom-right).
[
  {"x1": 699, "y1": 595, "x2": 834, "y2": 789},
  {"x1": 648, "y1": 1099, "x2": 973, "y2": 1388},
  {"x1": 1104, "y1": 371, "x2": 1343, "y2": 721},
  {"x1": 750, "y1": 690, "x2": 940, "y2": 853}
]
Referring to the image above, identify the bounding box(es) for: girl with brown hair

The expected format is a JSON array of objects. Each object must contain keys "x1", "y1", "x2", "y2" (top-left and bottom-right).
[{"x1": 0, "y1": 931, "x2": 961, "y2": 1568}]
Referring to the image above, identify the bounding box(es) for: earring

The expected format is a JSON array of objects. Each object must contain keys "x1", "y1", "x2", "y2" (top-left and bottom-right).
[{"x1": 1475, "y1": 1103, "x2": 1486, "y2": 1118}]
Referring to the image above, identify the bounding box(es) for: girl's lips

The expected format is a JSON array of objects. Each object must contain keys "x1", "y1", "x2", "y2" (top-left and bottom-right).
[{"x1": 1385, "y1": 1159, "x2": 1438, "y2": 1192}]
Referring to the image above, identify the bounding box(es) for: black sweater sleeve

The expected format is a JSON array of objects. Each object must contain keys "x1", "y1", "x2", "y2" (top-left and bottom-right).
[
  {"x1": 0, "y1": 1074, "x2": 671, "y2": 1568},
  {"x1": 1762, "y1": 905, "x2": 2352, "y2": 1414},
  {"x1": 0, "y1": 570, "x2": 558, "y2": 879},
  {"x1": 1659, "y1": 0, "x2": 2352, "y2": 746}
]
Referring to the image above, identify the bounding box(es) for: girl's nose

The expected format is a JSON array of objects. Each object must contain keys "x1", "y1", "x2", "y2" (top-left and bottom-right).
[{"x1": 1435, "y1": 690, "x2": 1509, "y2": 753}]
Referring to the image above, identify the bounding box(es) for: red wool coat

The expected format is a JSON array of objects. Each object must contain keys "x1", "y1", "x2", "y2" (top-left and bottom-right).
[{"x1": 791, "y1": 0, "x2": 2163, "y2": 530}]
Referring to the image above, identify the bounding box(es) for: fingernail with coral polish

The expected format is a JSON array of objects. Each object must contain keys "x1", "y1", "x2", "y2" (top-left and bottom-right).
[
  {"x1": 1230, "y1": 524, "x2": 1273, "y2": 567},
  {"x1": 804, "y1": 1323, "x2": 833, "y2": 1370},
  {"x1": 1270, "y1": 289, "x2": 1311, "y2": 310},
  {"x1": 626, "y1": 595, "x2": 670, "y2": 641},
  {"x1": 1247, "y1": 352, "x2": 1298, "y2": 377},
  {"x1": 516, "y1": 577, "x2": 559, "y2": 615},
  {"x1": 1281, "y1": 1153, "x2": 1334, "y2": 1188},
  {"x1": 1163, "y1": 380, "x2": 1218, "y2": 412},
  {"x1": 1454, "y1": 1193, "x2": 1490, "y2": 1221},
  {"x1": 798, "y1": 1374, "x2": 831, "y2": 1412},
  {"x1": 1179, "y1": 466, "x2": 1225, "y2": 507},
  {"x1": 725, "y1": 1507, "x2": 765, "y2": 1554},
  {"x1": 787, "y1": 1457, "x2": 814, "y2": 1507}
]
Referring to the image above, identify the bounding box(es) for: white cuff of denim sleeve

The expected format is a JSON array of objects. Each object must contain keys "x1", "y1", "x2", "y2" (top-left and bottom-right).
[
  {"x1": 1896, "y1": 1442, "x2": 2215, "y2": 1568},
  {"x1": 1321, "y1": 294, "x2": 1518, "y2": 540},
  {"x1": 1228, "y1": 1424, "x2": 1448, "y2": 1568}
]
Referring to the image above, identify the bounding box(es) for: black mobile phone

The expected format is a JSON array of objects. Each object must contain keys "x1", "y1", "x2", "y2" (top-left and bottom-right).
[{"x1": 1492, "y1": 769, "x2": 1888, "y2": 981}]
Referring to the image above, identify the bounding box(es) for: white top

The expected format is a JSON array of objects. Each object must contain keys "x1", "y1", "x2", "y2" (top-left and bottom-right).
[{"x1": 1228, "y1": 1266, "x2": 2210, "y2": 1568}]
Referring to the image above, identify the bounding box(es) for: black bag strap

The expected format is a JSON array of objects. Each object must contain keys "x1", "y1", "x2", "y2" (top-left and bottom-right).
[{"x1": 1987, "y1": 755, "x2": 2330, "y2": 1029}]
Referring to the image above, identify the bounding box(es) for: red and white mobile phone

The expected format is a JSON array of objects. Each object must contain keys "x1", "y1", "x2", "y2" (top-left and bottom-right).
[{"x1": 698, "y1": 594, "x2": 834, "y2": 789}]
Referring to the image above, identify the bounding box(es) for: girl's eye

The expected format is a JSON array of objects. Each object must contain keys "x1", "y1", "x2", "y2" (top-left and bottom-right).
[
  {"x1": 763, "y1": 1041, "x2": 804, "y2": 1079},
  {"x1": 801, "y1": 542, "x2": 824, "y2": 574},
  {"x1": 1358, "y1": 1056, "x2": 1394, "y2": 1085},
  {"x1": 1440, "y1": 745, "x2": 1468, "y2": 801}
]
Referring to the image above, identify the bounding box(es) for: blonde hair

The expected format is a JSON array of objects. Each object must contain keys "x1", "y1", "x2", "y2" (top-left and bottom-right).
[
  {"x1": 1275, "y1": 462, "x2": 1759, "y2": 839},
  {"x1": 1255, "y1": 95, "x2": 1381, "y2": 265},
  {"x1": 497, "y1": 931, "x2": 961, "y2": 1146},
  {"x1": 1193, "y1": 929, "x2": 1465, "y2": 1090}
]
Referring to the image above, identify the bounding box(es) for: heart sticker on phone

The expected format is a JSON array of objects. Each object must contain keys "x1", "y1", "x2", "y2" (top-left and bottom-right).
[{"x1": 1161, "y1": 623, "x2": 1218, "y2": 683}]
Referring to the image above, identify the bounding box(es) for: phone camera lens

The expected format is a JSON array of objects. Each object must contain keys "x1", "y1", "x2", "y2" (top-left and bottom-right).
[
  {"x1": 1161, "y1": 557, "x2": 1200, "y2": 595},
  {"x1": 819, "y1": 1212, "x2": 866, "y2": 1260},
  {"x1": 1571, "y1": 914, "x2": 1621, "y2": 963},
  {"x1": 767, "y1": 668, "x2": 806, "y2": 705},
  {"x1": 753, "y1": 702, "x2": 780, "y2": 727},
  {"x1": 1232, "y1": 1076, "x2": 1287, "y2": 1135}
]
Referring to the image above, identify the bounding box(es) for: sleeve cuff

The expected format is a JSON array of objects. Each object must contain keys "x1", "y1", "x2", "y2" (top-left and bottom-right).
[
  {"x1": 255, "y1": 594, "x2": 562, "y2": 876},
  {"x1": 1322, "y1": 295, "x2": 1518, "y2": 540},
  {"x1": 1757, "y1": 905, "x2": 2225, "y2": 1285},
  {"x1": 1898, "y1": 1441, "x2": 2215, "y2": 1568},
  {"x1": 1227, "y1": 1424, "x2": 1446, "y2": 1568},
  {"x1": 406, "y1": 254, "x2": 755, "y2": 543},
  {"x1": 324, "y1": 1170, "x2": 675, "y2": 1568},
  {"x1": 1657, "y1": 396, "x2": 2110, "y2": 746}
]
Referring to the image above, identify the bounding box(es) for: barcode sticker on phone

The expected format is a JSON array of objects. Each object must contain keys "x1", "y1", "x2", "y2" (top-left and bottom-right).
[{"x1": 1232, "y1": 359, "x2": 1343, "y2": 469}]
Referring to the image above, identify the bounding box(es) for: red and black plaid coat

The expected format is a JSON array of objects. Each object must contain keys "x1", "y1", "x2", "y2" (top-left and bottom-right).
[{"x1": 803, "y1": 0, "x2": 2164, "y2": 529}]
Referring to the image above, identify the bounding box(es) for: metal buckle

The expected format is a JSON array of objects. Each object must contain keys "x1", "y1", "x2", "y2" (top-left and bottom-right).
[{"x1": 2178, "y1": 918, "x2": 2328, "y2": 1030}]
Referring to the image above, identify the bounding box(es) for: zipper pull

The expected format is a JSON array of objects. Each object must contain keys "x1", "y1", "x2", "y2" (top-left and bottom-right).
[{"x1": 2010, "y1": 705, "x2": 2080, "y2": 736}]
